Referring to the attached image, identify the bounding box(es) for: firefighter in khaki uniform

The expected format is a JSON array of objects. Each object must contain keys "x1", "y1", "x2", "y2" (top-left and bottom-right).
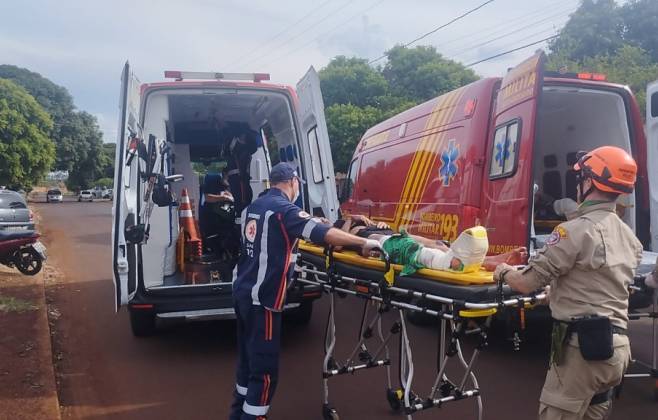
[{"x1": 494, "y1": 146, "x2": 643, "y2": 420}]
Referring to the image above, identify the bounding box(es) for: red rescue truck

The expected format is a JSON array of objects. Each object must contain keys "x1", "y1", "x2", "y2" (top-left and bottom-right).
[{"x1": 341, "y1": 52, "x2": 651, "y2": 254}]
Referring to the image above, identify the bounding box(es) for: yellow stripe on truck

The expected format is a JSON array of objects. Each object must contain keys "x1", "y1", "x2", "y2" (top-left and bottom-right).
[
  {"x1": 404, "y1": 89, "x2": 465, "y2": 229},
  {"x1": 397, "y1": 89, "x2": 464, "y2": 229},
  {"x1": 392, "y1": 92, "x2": 456, "y2": 228}
]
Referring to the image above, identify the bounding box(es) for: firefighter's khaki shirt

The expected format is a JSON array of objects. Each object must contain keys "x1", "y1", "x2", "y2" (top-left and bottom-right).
[{"x1": 523, "y1": 201, "x2": 642, "y2": 329}]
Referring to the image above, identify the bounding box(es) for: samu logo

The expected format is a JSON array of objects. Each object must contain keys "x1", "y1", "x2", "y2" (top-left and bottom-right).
[{"x1": 439, "y1": 139, "x2": 459, "y2": 186}]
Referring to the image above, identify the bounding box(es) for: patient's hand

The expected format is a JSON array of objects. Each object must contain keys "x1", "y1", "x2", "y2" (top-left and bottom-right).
[{"x1": 376, "y1": 221, "x2": 390, "y2": 229}]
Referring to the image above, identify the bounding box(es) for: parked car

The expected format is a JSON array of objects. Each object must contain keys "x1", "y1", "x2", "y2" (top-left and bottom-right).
[
  {"x1": 102, "y1": 188, "x2": 113, "y2": 200},
  {"x1": 46, "y1": 189, "x2": 63, "y2": 203},
  {"x1": 78, "y1": 190, "x2": 94, "y2": 202},
  {"x1": 0, "y1": 190, "x2": 34, "y2": 231}
]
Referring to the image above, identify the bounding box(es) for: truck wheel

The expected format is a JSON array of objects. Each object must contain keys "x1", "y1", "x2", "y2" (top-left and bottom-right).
[
  {"x1": 129, "y1": 310, "x2": 156, "y2": 337},
  {"x1": 285, "y1": 301, "x2": 313, "y2": 325}
]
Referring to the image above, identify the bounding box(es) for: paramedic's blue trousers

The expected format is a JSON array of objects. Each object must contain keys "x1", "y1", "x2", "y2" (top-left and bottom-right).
[{"x1": 230, "y1": 298, "x2": 282, "y2": 420}]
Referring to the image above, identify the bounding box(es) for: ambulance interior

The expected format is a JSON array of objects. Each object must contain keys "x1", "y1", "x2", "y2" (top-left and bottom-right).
[
  {"x1": 139, "y1": 89, "x2": 298, "y2": 289},
  {"x1": 532, "y1": 86, "x2": 636, "y2": 243}
]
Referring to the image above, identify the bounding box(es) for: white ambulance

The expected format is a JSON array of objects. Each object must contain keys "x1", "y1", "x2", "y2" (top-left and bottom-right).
[{"x1": 111, "y1": 64, "x2": 338, "y2": 336}]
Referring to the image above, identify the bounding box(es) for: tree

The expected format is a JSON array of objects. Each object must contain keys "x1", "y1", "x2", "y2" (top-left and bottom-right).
[
  {"x1": 325, "y1": 104, "x2": 388, "y2": 172},
  {"x1": 319, "y1": 56, "x2": 389, "y2": 108},
  {"x1": 621, "y1": 0, "x2": 658, "y2": 61},
  {"x1": 100, "y1": 143, "x2": 116, "y2": 179},
  {"x1": 61, "y1": 111, "x2": 107, "y2": 191},
  {"x1": 0, "y1": 79, "x2": 55, "y2": 189},
  {"x1": 549, "y1": 0, "x2": 624, "y2": 61},
  {"x1": 0, "y1": 65, "x2": 108, "y2": 190},
  {"x1": 382, "y1": 45, "x2": 478, "y2": 102},
  {"x1": 0, "y1": 65, "x2": 74, "y2": 121}
]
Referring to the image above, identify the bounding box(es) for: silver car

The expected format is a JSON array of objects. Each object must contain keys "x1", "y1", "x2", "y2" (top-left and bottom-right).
[
  {"x1": 0, "y1": 190, "x2": 34, "y2": 231},
  {"x1": 46, "y1": 189, "x2": 63, "y2": 203}
]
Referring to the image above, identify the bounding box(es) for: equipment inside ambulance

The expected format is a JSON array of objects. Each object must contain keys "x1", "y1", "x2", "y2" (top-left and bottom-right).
[
  {"x1": 112, "y1": 65, "x2": 338, "y2": 336},
  {"x1": 341, "y1": 52, "x2": 652, "y2": 257}
]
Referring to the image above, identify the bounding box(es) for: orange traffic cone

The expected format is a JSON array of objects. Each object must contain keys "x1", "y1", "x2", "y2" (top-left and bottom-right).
[{"x1": 179, "y1": 188, "x2": 202, "y2": 261}]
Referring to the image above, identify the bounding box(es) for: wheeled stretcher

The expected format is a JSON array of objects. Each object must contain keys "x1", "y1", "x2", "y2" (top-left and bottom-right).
[{"x1": 295, "y1": 242, "x2": 546, "y2": 419}]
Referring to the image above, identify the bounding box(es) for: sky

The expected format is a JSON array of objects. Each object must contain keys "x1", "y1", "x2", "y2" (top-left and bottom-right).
[{"x1": 1, "y1": 0, "x2": 588, "y2": 143}]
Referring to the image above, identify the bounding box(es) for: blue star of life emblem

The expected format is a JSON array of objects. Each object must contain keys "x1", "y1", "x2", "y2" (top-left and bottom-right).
[
  {"x1": 495, "y1": 139, "x2": 510, "y2": 168},
  {"x1": 439, "y1": 139, "x2": 459, "y2": 186}
]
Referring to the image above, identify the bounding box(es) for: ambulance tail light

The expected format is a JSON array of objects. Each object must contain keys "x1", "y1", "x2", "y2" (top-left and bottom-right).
[{"x1": 163, "y1": 71, "x2": 270, "y2": 82}]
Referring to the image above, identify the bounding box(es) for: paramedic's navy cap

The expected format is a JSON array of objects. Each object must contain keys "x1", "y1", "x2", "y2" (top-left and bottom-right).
[{"x1": 270, "y1": 162, "x2": 305, "y2": 183}]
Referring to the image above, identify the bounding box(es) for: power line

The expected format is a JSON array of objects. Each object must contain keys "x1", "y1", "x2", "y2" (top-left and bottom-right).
[
  {"x1": 432, "y1": 0, "x2": 577, "y2": 51},
  {"x1": 367, "y1": 0, "x2": 495, "y2": 64},
  {"x1": 237, "y1": 0, "x2": 354, "y2": 69},
  {"x1": 447, "y1": 7, "x2": 574, "y2": 59},
  {"x1": 465, "y1": 34, "x2": 559, "y2": 67},
  {"x1": 231, "y1": 0, "x2": 333, "y2": 68},
  {"x1": 257, "y1": 0, "x2": 386, "y2": 69}
]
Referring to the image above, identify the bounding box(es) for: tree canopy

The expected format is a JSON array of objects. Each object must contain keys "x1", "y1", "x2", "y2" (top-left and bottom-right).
[
  {"x1": 547, "y1": 0, "x2": 658, "y2": 117},
  {"x1": 0, "y1": 65, "x2": 107, "y2": 190},
  {"x1": 320, "y1": 46, "x2": 477, "y2": 172},
  {"x1": 0, "y1": 78, "x2": 55, "y2": 189}
]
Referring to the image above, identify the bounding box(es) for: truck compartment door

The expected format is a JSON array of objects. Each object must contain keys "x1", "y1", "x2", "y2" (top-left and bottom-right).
[
  {"x1": 296, "y1": 67, "x2": 340, "y2": 222},
  {"x1": 482, "y1": 52, "x2": 545, "y2": 252},
  {"x1": 112, "y1": 62, "x2": 142, "y2": 310},
  {"x1": 647, "y1": 80, "x2": 658, "y2": 251}
]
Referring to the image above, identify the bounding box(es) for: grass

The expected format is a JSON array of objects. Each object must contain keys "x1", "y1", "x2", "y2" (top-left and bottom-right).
[{"x1": 0, "y1": 296, "x2": 38, "y2": 313}]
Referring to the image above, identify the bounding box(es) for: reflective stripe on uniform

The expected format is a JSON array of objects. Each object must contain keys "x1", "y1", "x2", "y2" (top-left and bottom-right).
[
  {"x1": 236, "y1": 383, "x2": 248, "y2": 396},
  {"x1": 301, "y1": 219, "x2": 317, "y2": 240},
  {"x1": 243, "y1": 402, "x2": 269, "y2": 416},
  {"x1": 228, "y1": 169, "x2": 240, "y2": 176},
  {"x1": 252, "y1": 210, "x2": 273, "y2": 305}
]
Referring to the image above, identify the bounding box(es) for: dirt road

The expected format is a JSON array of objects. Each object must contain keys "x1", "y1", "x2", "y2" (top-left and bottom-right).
[{"x1": 35, "y1": 201, "x2": 656, "y2": 419}]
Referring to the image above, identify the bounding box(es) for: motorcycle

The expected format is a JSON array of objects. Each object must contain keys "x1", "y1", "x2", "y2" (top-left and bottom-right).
[{"x1": 0, "y1": 230, "x2": 47, "y2": 275}]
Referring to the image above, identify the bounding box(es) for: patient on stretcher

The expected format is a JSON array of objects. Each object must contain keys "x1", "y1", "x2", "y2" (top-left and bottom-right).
[{"x1": 333, "y1": 215, "x2": 527, "y2": 274}]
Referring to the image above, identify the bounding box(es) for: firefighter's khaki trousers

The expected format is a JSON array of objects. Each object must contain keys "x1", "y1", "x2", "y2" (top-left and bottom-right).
[{"x1": 538, "y1": 335, "x2": 630, "y2": 420}]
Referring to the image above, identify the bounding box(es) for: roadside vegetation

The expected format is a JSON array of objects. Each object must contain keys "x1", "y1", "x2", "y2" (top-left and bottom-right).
[
  {"x1": 0, "y1": 295, "x2": 38, "y2": 313},
  {"x1": 0, "y1": 65, "x2": 114, "y2": 191}
]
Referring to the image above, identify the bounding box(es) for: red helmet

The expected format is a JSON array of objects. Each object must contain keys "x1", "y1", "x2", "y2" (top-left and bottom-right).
[{"x1": 573, "y1": 146, "x2": 637, "y2": 194}]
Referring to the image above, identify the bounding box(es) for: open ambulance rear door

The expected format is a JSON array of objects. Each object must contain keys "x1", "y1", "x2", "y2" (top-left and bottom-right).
[
  {"x1": 483, "y1": 52, "x2": 545, "y2": 252},
  {"x1": 112, "y1": 62, "x2": 142, "y2": 311},
  {"x1": 647, "y1": 80, "x2": 658, "y2": 251},
  {"x1": 296, "y1": 67, "x2": 340, "y2": 222}
]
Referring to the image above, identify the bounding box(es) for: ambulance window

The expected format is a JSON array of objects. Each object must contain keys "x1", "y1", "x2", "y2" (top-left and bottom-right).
[
  {"x1": 489, "y1": 120, "x2": 520, "y2": 179},
  {"x1": 652, "y1": 92, "x2": 658, "y2": 118},
  {"x1": 307, "y1": 126, "x2": 324, "y2": 183},
  {"x1": 344, "y1": 158, "x2": 360, "y2": 201}
]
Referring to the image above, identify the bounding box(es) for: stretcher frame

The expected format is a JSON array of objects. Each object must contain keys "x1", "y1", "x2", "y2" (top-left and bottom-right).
[
  {"x1": 624, "y1": 284, "x2": 658, "y2": 400},
  {"x1": 295, "y1": 247, "x2": 546, "y2": 419}
]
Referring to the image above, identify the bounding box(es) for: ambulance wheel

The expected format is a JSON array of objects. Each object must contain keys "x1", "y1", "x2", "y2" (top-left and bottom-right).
[
  {"x1": 285, "y1": 301, "x2": 313, "y2": 325},
  {"x1": 386, "y1": 388, "x2": 402, "y2": 411},
  {"x1": 129, "y1": 310, "x2": 156, "y2": 337},
  {"x1": 322, "y1": 404, "x2": 339, "y2": 420}
]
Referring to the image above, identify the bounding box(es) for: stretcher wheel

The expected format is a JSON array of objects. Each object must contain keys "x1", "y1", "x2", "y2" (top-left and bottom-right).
[
  {"x1": 386, "y1": 388, "x2": 403, "y2": 411},
  {"x1": 322, "y1": 404, "x2": 339, "y2": 420}
]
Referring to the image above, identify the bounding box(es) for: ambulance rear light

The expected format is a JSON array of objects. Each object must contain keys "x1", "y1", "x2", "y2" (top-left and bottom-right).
[
  {"x1": 163, "y1": 71, "x2": 270, "y2": 82},
  {"x1": 545, "y1": 71, "x2": 607, "y2": 82}
]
